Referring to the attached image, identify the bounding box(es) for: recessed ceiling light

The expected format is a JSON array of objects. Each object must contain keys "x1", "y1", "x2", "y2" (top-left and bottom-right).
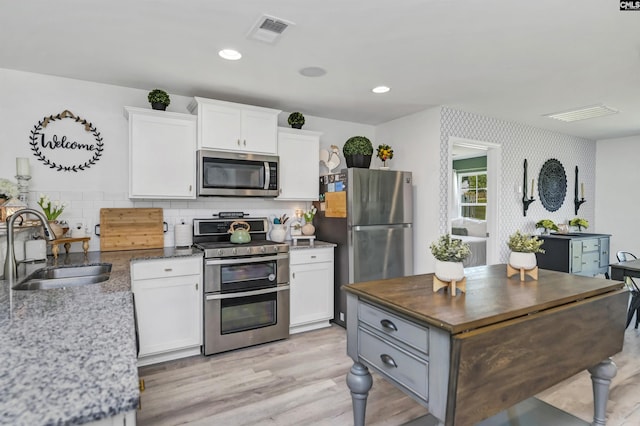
[
  {"x1": 543, "y1": 104, "x2": 618, "y2": 122},
  {"x1": 372, "y1": 86, "x2": 390, "y2": 94},
  {"x1": 299, "y1": 67, "x2": 327, "y2": 77},
  {"x1": 219, "y1": 49, "x2": 242, "y2": 61}
]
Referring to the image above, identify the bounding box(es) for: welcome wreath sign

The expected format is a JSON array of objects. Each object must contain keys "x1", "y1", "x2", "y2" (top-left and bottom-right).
[{"x1": 29, "y1": 110, "x2": 104, "y2": 172}]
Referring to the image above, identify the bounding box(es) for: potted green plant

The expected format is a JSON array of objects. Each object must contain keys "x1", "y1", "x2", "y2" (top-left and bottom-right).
[
  {"x1": 343, "y1": 136, "x2": 374, "y2": 168},
  {"x1": 535, "y1": 219, "x2": 559, "y2": 235},
  {"x1": 569, "y1": 217, "x2": 589, "y2": 232},
  {"x1": 507, "y1": 231, "x2": 545, "y2": 270},
  {"x1": 288, "y1": 112, "x2": 305, "y2": 129},
  {"x1": 430, "y1": 234, "x2": 471, "y2": 282},
  {"x1": 147, "y1": 89, "x2": 171, "y2": 111}
]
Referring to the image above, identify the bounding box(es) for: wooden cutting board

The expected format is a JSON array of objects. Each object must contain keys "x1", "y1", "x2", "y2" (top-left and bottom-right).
[{"x1": 99, "y1": 208, "x2": 164, "y2": 251}]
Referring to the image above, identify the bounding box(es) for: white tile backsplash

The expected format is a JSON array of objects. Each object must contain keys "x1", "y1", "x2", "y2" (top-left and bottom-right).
[{"x1": 23, "y1": 190, "x2": 310, "y2": 253}]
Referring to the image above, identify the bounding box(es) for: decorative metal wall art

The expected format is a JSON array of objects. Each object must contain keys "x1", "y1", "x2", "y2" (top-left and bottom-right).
[
  {"x1": 28, "y1": 110, "x2": 104, "y2": 172},
  {"x1": 574, "y1": 166, "x2": 586, "y2": 215},
  {"x1": 522, "y1": 159, "x2": 536, "y2": 216},
  {"x1": 538, "y1": 159, "x2": 567, "y2": 212}
]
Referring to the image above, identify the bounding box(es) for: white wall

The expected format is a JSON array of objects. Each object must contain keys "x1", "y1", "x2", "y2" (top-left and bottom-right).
[
  {"x1": 0, "y1": 68, "x2": 373, "y2": 253},
  {"x1": 596, "y1": 134, "x2": 640, "y2": 263},
  {"x1": 375, "y1": 106, "x2": 599, "y2": 272},
  {"x1": 376, "y1": 108, "x2": 441, "y2": 274}
]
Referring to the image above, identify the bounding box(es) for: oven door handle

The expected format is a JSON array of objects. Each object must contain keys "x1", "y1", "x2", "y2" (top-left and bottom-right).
[
  {"x1": 205, "y1": 285, "x2": 290, "y2": 300},
  {"x1": 205, "y1": 253, "x2": 289, "y2": 266}
]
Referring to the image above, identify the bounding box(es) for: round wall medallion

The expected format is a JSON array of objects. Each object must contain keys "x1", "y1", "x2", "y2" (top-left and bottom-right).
[{"x1": 538, "y1": 159, "x2": 567, "y2": 212}]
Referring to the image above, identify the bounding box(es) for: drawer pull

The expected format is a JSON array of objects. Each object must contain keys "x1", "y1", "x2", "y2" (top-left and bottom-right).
[
  {"x1": 380, "y1": 354, "x2": 398, "y2": 368},
  {"x1": 164, "y1": 268, "x2": 173, "y2": 272},
  {"x1": 380, "y1": 319, "x2": 398, "y2": 332}
]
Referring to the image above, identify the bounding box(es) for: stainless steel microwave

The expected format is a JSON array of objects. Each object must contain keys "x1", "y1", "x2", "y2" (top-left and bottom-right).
[{"x1": 197, "y1": 149, "x2": 279, "y2": 197}]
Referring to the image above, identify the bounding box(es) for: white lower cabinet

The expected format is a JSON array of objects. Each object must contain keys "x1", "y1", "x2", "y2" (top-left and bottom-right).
[
  {"x1": 289, "y1": 247, "x2": 334, "y2": 334},
  {"x1": 131, "y1": 256, "x2": 203, "y2": 366}
]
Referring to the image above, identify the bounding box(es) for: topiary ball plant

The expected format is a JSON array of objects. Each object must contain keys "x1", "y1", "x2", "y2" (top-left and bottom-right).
[
  {"x1": 148, "y1": 89, "x2": 171, "y2": 111},
  {"x1": 343, "y1": 136, "x2": 374, "y2": 168},
  {"x1": 288, "y1": 112, "x2": 305, "y2": 129}
]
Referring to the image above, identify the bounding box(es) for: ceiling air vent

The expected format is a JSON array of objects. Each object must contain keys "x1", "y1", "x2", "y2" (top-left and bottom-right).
[
  {"x1": 247, "y1": 15, "x2": 295, "y2": 44},
  {"x1": 543, "y1": 104, "x2": 619, "y2": 122}
]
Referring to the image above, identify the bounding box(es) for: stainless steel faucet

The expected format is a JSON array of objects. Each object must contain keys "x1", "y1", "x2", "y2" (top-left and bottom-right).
[{"x1": 4, "y1": 209, "x2": 56, "y2": 284}]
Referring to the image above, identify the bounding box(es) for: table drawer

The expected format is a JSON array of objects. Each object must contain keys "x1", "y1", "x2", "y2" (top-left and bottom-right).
[
  {"x1": 359, "y1": 302, "x2": 428, "y2": 354},
  {"x1": 581, "y1": 239, "x2": 599, "y2": 252},
  {"x1": 358, "y1": 327, "x2": 428, "y2": 400},
  {"x1": 290, "y1": 248, "x2": 334, "y2": 265},
  {"x1": 132, "y1": 256, "x2": 202, "y2": 280}
]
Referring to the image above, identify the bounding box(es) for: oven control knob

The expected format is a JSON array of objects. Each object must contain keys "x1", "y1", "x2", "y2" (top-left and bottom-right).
[
  {"x1": 260, "y1": 246, "x2": 266, "y2": 253},
  {"x1": 217, "y1": 249, "x2": 223, "y2": 256},
  {"x1": 232, "y1": 248, "x2": 237, "y2": 255}
]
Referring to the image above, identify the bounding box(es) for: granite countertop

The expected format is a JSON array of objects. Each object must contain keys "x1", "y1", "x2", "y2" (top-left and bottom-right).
[{"x1": 0, "y1": 247, "x2": 203, "y2": 426}]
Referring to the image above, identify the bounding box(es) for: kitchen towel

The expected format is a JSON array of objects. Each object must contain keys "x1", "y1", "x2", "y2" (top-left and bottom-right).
[{"x1": 174, "y1": 223, "x2": 193, "y2": 247}]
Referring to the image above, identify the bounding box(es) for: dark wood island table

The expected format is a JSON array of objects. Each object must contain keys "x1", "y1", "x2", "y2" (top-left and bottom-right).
[{"x1": 344, "y1": 264, "x2": 627, "y2": 426}]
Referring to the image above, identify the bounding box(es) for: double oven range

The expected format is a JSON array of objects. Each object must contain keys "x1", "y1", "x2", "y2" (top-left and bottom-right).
[{"x1": 193, "y1": 216, "x2": 290, "y2": 355}]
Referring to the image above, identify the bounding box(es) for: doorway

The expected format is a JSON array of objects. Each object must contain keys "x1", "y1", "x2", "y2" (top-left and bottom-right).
[{"x1": 448, "y1": 137, "x2": 501, "y2": 265}]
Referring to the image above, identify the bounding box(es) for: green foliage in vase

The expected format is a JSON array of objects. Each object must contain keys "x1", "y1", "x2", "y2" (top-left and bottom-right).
[
  {"x1": 343, "y1": 136, "x2": 373, "y2": 156},
  {"x1": 430, "y1": 234, "x2": 471, "y2": 262},
  {"x1": 507, "y1": 231, "x2": 545, "y2": 253},
  {"x1": 535, "y1": 219, "x2": 558, "y2": 232},
  {"x1": 569, "y1": 217, "x2": 589, "y2": 230}
]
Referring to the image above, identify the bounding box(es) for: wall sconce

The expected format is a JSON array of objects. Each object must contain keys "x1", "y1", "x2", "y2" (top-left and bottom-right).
[
  {"x1": 522, "y1": 159, "x2": 536, "y2": 216},
  {"x1": 574, "y1": 166, "x2": 586, "y2": 215}
]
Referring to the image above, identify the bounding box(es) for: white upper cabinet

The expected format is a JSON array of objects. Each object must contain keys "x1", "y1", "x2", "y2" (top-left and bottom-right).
[
  {"x1": 125, "y1": 107, "x2": 196, "y2": 199},
  {"x1": 277, "y1": 127, "x2": 322, "y2": 200},
  {"x1": 188, "y1": 97, "x2": 281, "y2": 154}
]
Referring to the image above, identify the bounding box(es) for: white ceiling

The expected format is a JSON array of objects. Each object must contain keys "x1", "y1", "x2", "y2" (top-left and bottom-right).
[{"x1": 2, "y1": 0, "x2": 640, "y2": 140}]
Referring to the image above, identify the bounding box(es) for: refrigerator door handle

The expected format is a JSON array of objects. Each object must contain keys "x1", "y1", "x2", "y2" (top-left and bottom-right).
[{"x1": 352, "y1": 224, "x2": 412, "y2": 231}]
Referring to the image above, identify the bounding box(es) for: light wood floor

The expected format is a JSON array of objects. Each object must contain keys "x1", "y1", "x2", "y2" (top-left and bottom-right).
[{"x1": 137, "y1": 324, "x2": 640, "y2": 426}]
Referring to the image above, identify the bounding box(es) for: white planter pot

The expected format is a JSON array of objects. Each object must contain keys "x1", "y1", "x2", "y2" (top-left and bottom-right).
[
  {"x1": 434, "y1": 260, "x2": 465, "y2": 282},
  {"x1": 509, "y1": 252, "x2": 537, "y2": 270}
]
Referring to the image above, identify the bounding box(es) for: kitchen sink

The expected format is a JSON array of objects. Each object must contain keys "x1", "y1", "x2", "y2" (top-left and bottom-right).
[{"x1": 12, "y1": 264, "x2": 112, "y2": 291}]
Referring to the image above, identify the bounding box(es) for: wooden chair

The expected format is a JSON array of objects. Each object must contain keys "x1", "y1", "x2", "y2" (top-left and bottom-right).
[{"x1": 616, "y1": 251, "x2": 640, "y2": 329}]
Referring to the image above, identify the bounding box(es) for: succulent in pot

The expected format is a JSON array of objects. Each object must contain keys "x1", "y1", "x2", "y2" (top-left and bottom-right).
[
  {"x1": 147, "y1": 89, "x2": 171, "y2": 111},
  {"x1": 343, "y1": 136, "x2": 374, "y2": 168},
  {"x1": 287, "y1": 112, "x2": 305, "y2": 129},
  {"x1": 430, "y1": 234, "x2": 471, "y2": 282},
  {"x1": 507, "y1": 230, "x2": 544, "y2": 270}
]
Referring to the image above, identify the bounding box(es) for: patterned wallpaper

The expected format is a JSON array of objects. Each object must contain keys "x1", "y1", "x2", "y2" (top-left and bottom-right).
[{"x1": 439, "y1": 107, "x2": 596, "y2": 262}]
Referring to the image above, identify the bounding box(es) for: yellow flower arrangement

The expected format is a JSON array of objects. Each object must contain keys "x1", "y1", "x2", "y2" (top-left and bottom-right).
[{"x1": 376, "y1": 144, "x2": 394, "y2": 163}]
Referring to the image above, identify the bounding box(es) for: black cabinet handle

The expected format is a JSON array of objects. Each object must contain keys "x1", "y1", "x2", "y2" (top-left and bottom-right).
[
  {"x1": 380, "y1": 354, "x2": 398, "y2": 368},
  {"x1": 380, "y1": 319, "x2": 397, "y2": 332}
]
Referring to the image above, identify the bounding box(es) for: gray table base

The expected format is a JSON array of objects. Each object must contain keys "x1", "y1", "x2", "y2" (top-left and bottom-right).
[{"x1": 347, "y1": 358, "x2": 617, "y2": 426}]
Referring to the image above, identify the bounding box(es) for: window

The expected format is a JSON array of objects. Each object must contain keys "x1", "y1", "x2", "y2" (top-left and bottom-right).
[{"x1": 459, "y1": 172, "x2": 486, "y2": 220}]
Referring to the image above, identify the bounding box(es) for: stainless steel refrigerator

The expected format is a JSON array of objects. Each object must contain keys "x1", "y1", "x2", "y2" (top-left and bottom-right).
[{"x1": 315, "y1": 168, "x2": 413, "y2": 327}]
